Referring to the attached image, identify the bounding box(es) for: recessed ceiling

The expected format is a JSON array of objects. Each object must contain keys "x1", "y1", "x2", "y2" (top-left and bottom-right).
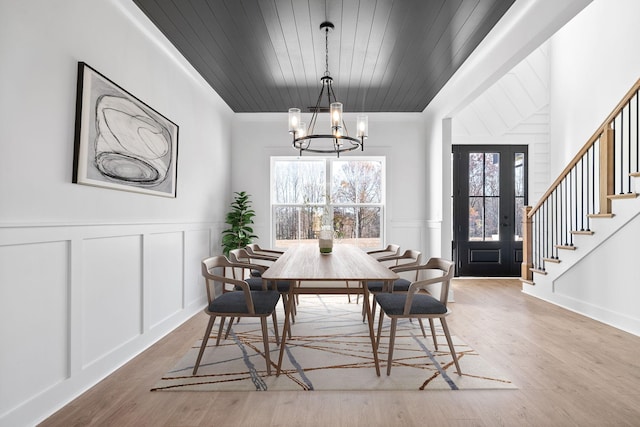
[{"x1": 132, "y1": 0, "x2": 515, "y2": 113}]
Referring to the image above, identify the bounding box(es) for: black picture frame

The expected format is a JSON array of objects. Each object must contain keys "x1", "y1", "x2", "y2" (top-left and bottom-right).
[{"x1": 73, "y1": 62, "x2": 179, "y2": 197}]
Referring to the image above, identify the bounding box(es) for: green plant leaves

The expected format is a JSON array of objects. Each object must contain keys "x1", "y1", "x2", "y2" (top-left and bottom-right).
[{"x1": 221, "y1": 191, "x2": 258, "y2": 256}]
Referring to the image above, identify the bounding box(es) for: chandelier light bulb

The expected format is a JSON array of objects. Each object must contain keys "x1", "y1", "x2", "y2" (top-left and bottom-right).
[
  {"x1": 330, "y1": 102, "x2": 342, "y2": 129},
  {"x1": 288, "y1": 108, "x2": 301, "y2": 133},
  {"x1": 357, "y1": 115, "x2": 368, "y2": 138}
]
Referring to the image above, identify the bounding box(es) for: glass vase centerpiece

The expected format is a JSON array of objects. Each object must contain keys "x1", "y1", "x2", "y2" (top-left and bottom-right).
[{"x1": 319, "y1": 225, "x2": 334, "y2": 254}]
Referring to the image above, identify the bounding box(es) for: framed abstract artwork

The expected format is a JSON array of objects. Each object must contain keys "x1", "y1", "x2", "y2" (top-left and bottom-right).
[{"x1": 73, "y1": 62, "x2": 179, "y2": 197}]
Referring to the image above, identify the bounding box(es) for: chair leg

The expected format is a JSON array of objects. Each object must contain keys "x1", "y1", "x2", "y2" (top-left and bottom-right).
[
  {"x1": 216, "y1": 317, "x2": 226, "y2": 345},
  {"x1": 260, "y1": 317, "x2": 272, "y2": 376},
  {"x1": 223, "y1": 317, "x2": 235, "y2": 340},
  {"x1": 193, "y1": 315, "x2": 216, "y2": 375},
  {"x1": 387, "y1": 318, "x2": 398, "y2": 376},
  {"x1": 418, "y1": 318, "x2": 427, "y2": 338},
  {"x1": 376, "y1": 306, "x2": 385, "y2": 350},
  {"x1": 429, "y1": 318, "x2": 438, "y2": 350},
  {"x1": 440, "y1": 318, "x2": 461, "y2": 374},
  {"x1": 271, "y1": 310, "x2": 280, "y2": 346},
  {"x1": 370, "y1": 297, "x2": 377, "y2": 325}
]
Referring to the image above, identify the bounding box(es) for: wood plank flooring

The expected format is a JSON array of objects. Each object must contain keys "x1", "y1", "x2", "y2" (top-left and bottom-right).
[{"x1": 40, "y1": 279, "x2": 640, "y2": 426}]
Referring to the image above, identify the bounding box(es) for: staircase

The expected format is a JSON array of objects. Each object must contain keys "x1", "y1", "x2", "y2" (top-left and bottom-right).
[{"x1": 520, "y1": 78, "x2": 640, "y2": 336}]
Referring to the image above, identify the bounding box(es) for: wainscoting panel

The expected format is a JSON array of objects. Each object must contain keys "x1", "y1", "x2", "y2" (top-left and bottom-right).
[
  {"x1": 0, "y1": 221, "x2": 218, "y2": 426},
  {"x1": 184, "y1": 228, "x2": 213, "y2": 309},
  {"x1": 0, "y1": 241, "x2": 70, "y2": 419},
  {"x1": 81, "y1": 235, "x2": 143, "y2": 368},
  {"x1": 145, "y1": 232, "x2": 184, "y2": 330}
]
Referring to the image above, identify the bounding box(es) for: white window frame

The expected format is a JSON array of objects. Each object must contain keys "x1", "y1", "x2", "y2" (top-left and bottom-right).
[{"x1": 270, "y1": 156, "x2": 386, "y2": 250}]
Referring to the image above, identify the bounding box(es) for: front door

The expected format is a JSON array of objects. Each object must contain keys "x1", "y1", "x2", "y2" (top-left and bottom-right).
[{"x1": 452, "y1": 145, "x2": 528, "y2": 276}]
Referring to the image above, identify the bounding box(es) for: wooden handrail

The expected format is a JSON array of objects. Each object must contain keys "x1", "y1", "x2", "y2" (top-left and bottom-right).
[{"x1": 528, "y1": 78, "x2": 640, "y2": 218}]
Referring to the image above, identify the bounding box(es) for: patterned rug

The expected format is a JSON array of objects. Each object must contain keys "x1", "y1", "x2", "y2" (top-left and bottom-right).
[{"x1": 152, "y1": 295, "x2": 515, "y2": 391}]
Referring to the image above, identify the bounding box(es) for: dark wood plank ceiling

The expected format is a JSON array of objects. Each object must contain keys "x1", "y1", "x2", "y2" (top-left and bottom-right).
[{"x1": 132, "y1": 0, "x2": 515, "y2": 113}]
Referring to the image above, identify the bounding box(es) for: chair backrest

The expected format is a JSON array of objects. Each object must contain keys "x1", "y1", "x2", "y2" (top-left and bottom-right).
[
  {"x1": 245, "y1": 244, "x2": 284, "y2": 259},
  {"x1": 201, "y1": 255, "x2": 257, "y2": 313},
  {"x1": 228, "y1": 248, "x2": 252, "y2": 279},
  {"x1": 379, "y1": 249, "x2": 422, "y2": 280},
  {"x1": 410, "y1": 257, "x2": 455, "y2": 306},
  {"x1": 201, "y1": 256, "x2": 237, "y2": 303},
  {"x1": 366, "y1": 244, "x2": 401, "y2": 259}
]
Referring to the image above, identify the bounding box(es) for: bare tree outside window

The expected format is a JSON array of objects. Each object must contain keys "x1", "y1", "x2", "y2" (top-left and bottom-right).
[
  {"x1": 272, "y1": 157, "x2": 384, "y2": 249},
  {"x1": 468, "y1": 152, "x2": 500, "y2": 241}
]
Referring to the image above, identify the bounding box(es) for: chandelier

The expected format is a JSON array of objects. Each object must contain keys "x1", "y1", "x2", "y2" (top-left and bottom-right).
[{"x1": 288, "y1": 21, "x2": 368, "y2": 157}]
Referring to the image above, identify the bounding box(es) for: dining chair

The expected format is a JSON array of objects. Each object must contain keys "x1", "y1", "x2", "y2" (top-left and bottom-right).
[
  {"x1": 230, "y1": 248, "x2": 297, "y2": 331},
  {"x1": 193, "y1": 256, "x2": 280, "y2": 376},
  {"x1": 347, "y1": 244, "x2": 402, "y2": 304},
  {"x1": 362, "y1": 249, "x2": 422, "y2": 321},
  {"x1": 367, "y1": 244, "x2": 401, "y2": 259},
  {"x1": 244, "y1": 244, "x2": 284, "y2": 279},
  {"x1": 374, "y1": 257, "x2": 461, "y2": 376},
  {"x1": 245, "y1": 243, "x2": 285, "y2": 260}
]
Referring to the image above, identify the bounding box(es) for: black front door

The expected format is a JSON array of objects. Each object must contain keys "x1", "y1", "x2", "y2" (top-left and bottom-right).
[{"x1": 452, "y1": 145, "x2": 528, "y2": 276}]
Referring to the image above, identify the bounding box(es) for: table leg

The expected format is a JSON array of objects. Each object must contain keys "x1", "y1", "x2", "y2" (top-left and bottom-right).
[
  {"x1": 276, "y1": 284, "x2": 295, "y2": 376},
  {"x1": 363, "y1": 281, "x2": 381, "y2": 376}
]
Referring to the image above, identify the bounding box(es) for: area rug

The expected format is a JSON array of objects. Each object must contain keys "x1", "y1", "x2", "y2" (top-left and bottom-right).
[{"x1": 152, "y1": 295, "x2": 515, "y2": 392}]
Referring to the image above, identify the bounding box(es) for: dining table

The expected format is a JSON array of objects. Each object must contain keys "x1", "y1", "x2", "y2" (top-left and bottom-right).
[{"x1": 261, "y1": 243, "x2": 399, "y2": 376}]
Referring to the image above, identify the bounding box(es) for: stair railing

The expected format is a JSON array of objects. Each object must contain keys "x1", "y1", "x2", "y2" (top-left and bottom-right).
[{"x1": 522, "y1": 78, "x2": 640, "y2": 282}]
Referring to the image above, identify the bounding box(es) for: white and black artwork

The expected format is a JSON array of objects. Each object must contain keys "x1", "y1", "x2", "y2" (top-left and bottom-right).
[{"x1": 73, "y1": 62, "x2": 178, "y2": 197}]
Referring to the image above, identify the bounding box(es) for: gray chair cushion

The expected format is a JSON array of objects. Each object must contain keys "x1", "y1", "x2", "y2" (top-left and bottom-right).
[
  {"x1": 366, "y1": 278, "x2": 411, "y2": 293},
  {"x1": 209, "y1": 290, "x2": 280, "y2": 314},
  {"x1": 375, "y1": 293, "x2": 447, "y2": 316}
]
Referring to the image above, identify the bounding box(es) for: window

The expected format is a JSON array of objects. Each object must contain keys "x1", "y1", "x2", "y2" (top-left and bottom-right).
[{"x1": 271, "y1": 157, "x2": 385, "y2": 249}]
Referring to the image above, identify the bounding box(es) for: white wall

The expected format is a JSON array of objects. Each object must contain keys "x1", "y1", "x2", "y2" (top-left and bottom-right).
[
  {"x1": 549, "y1": 0, "x2": 640, "y2": 177},
  {"x1": 523, "y1": 0, "x2": 640, "y2": 335},
  {"x1": 0, "y1": 1, "x2": 232, "y2": 425},
  {"x1": 231, "y1": 112, "x2": 432, "y2": 256}
]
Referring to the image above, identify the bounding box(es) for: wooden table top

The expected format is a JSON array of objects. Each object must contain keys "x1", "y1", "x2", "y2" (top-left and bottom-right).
[{"x1": 262, "y1": 243, "x2": 399, "y2": 282}]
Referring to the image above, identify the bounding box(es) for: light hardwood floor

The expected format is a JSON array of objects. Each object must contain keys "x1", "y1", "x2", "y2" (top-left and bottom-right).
[{"x1": 40, "y1": 279, "x2": 640, "y2": 426}]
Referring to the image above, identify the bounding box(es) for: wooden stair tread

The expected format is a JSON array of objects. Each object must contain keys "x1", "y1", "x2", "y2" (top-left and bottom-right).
[
  {"x1": 608, "y1": 193, "x2": 638, "y2": 200},
  {"x1": 630, "y1": 171, "x2": 640, "y2": 177},
  {"x1": 530, "y1": 268, "x2": 547, "y2": 275},
  {"x1": 543, "y1": 258, "x2": 561, "y2": 264},
  {"x1": 520, "y1": 279, "x2": 535, "y2": 286},
  {"x1": 571, "y1": 230, "x2": 594, "y2": 235},
  {"x1": 555, "y1": 245, "x2": 577, "y2": 250},
  {"x1": 588, "y1": 213, "x2": 615, "y2": 218}
]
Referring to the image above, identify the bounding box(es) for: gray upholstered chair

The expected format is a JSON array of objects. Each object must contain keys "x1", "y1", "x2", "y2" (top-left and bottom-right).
[
  {"x1": 230, "y1": 248, "x2": 296, "y2": 332},
  {"x1": 347, "y1": 244, "x2": 402, "y2": 304},
  {"x1": 193, "y1": 256, "x2": 280, "y2": 375},
  {"x1": 374, "y1": 257, "x2": 460, "y2": 376},
  {"x1": 362, "y1": 249, "x2": 422, "y2": 321}
]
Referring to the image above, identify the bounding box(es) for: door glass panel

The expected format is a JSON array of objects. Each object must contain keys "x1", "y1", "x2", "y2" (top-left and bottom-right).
[
  {"x1": 468, "y1": 196, "x2": 484, "y2": 241},
  {"x1": 515, "y1": 197, "x2": 524, "y2": 241},
  {"x1": 468, "y1": 153, "x2": 484, "y2": 196},
  {"x1": 485, "y1": 153, "x2": 500, "y2": 196},
  {"x1": 514, "y1": 152, "x2": 525, "y2": 241},
  {"x1": 485, "y1": 197, "x2": 500, "y2": 240},
  {"x1": 468, "y1": 152, "x2": 501, "y2": 241}
]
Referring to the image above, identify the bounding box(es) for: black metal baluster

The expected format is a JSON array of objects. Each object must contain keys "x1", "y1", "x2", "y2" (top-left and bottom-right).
[
  {"x1": 628, "y1": 100, "x2": 633, "y2": 193},
  {"x1": 551, "y1": 188, "x2": 562, "y2": 259},
  {"x1": 580, "y1": 157, "x2": 585, "y2": 231}
]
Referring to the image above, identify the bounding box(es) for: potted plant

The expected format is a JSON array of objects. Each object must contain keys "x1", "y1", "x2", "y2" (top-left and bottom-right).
[{"x1": 221, "y1": 191, "x2": 258, "y2": 256}]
